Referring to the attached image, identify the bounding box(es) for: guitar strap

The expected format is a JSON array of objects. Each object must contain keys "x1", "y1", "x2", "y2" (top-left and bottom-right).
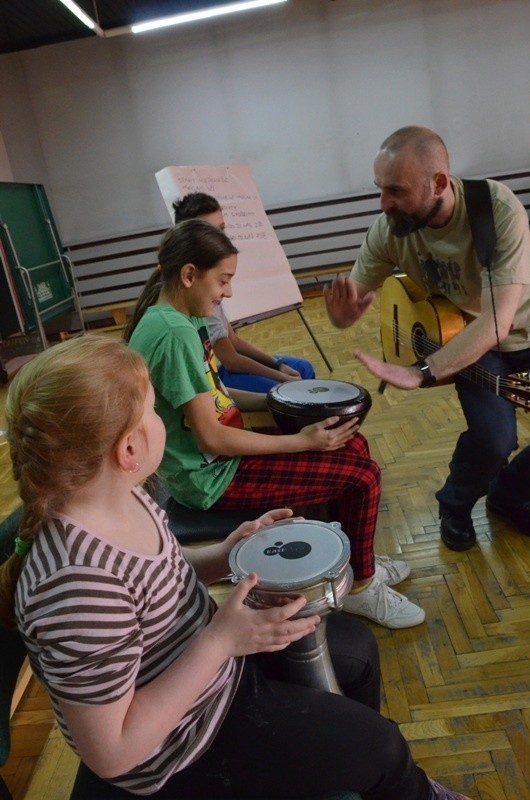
[
  {"x1": 462, "y1": 178, "x2": 502, "y2": 351},
  {"x1": 461, "y1": 178, "x2": 496, "y2": 269}
]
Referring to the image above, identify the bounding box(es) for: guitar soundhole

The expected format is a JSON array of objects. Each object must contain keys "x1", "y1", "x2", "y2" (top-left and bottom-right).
[{"x1": 411, "y1": 323, "x2": 430, "y2": 358}]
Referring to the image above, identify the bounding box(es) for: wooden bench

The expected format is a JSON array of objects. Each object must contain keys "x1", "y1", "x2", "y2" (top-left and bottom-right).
[
  {"x1": 65, "y1": 170, "x2": 530, "y2": 329},
  {"x1": 83, "y1": 301, "x2": 136, "y2": 328}
]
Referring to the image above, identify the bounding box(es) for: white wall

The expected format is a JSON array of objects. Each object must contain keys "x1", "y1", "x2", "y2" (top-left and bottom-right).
[{"x1": 0, "y1": 0, "x2": 529, "y2": 243}]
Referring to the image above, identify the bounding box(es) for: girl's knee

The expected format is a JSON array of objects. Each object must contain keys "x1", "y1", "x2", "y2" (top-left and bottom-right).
[{"x1": 377, "y1": 721, "x2": 414, "y2": 783}]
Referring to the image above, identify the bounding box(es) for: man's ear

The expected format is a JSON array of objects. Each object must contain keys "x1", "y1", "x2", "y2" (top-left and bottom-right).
[
  {"x1": 180, "y1": 263, "x2": 197, "y2": 287},
  {"x1": 433, "y1": 171, "x2": 449, "y2": 196}
]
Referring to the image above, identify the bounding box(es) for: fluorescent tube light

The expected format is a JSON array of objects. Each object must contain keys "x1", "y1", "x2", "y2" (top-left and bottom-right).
[
  {"x1": 131, "y1": 0, "x2": 288, "y2": 34},
  {"x1": 57, "y1": 0, "x2": 97, "y2": 30}
]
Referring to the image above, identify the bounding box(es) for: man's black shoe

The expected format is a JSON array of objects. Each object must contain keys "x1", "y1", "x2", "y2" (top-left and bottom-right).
[
  {"x1": 440, "y1": 515, "x2": 477, "y2": 551},
  {"x1": 486, "y1": 495, "x2": 530, "y2": 536}
]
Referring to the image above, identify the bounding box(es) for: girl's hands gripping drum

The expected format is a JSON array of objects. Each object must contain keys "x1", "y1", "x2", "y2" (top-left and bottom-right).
[
  {"x1": 223, "y1": 507, "x2": 295, "y2": 552},
  {"x1": 297, "y1": 416, "x2": 360, "y2": 451},
  {"x1": 192, "y1": 509, "x2": 298, "y2": 587},
  {"x1": 207, "y1": 573, "x2": 320, "y2": 658}
]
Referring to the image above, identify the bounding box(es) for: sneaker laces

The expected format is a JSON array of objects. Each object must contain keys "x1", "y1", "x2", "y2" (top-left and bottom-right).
[
  {"x1": 374, "y1": 554, "x2": 410, "y2": 584},
  {"x1": 355, "y1": 578, "x2": 415, "y2": 621},
  {"x1": 373, "y1": 581, "x2": 409, "y2": 617}
]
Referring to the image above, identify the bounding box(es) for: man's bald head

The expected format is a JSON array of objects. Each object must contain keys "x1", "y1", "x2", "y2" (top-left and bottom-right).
[
  {"x1": 379, "y1": 126, "x2": 449, "y2": 175},
  {"x1": 374, "y1": 127, "x2": 453, "y2": 236}
]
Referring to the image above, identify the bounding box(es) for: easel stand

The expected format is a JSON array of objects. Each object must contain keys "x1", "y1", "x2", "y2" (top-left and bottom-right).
[
  {"x1": 296, "y1": 307, "x2": 333, "y2": 372},
  {"x1": 155, "y1": 165, "x2": 333, "y2": 372}
]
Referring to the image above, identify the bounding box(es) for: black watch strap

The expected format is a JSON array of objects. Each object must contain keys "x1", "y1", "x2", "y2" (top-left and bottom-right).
[{"x1": 414, "y1": 359, "x2": 436, "y2": 388}]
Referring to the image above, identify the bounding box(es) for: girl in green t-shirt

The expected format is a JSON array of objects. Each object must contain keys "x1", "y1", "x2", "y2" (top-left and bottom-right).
[{"x1": 126, "y1": 219, "x2": 425, "y2": 631}]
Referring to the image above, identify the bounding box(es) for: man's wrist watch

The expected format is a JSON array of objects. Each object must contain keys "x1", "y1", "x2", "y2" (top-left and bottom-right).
[{"x1": 414, "y1": 359, "x2": 436, "y2": 388}]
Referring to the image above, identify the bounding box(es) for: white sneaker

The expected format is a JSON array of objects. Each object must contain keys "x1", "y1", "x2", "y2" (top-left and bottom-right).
[
  {"x1": 342, "y1": 576, "x2": 425, "y2": 629},
  {"x1": 374, "y1": 554, "x2": 410, "y2": 586}
]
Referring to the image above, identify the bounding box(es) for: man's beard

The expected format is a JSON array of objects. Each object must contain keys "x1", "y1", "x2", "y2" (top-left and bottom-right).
[{"x1": 386, "y1": 197, "x2": 443, "y2": 238}]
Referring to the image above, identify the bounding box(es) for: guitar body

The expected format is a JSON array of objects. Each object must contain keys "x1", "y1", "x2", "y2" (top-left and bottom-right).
[
  {"x1": 380, "y1": 274, "x2": 466, "y2": 367},
  {"x1": 378, "y1": 273, "x2": 530, "y2": 409}
]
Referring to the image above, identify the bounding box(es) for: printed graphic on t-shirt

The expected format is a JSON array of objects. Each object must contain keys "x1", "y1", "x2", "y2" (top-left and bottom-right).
[
  {"x1": 180, "y1": 325, "x2": 244, "y2": 430},
  {"x1": 419, "y1": 251, "x2": 469, "y2": 298}
]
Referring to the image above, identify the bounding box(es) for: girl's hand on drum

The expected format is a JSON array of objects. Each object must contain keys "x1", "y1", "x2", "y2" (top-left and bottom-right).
[
  {"x1": 298, "y1": 416, "x2": 359, "y2": 451},
  {"x1": 208, "y1": 573, "x2": 320, "y2": 657},
  {"x1": 223, "y1": 508, "x2": 294, "y2": 552},
  {"x1": 195, "y1": 511, "x2": 296, "y2": 582}
]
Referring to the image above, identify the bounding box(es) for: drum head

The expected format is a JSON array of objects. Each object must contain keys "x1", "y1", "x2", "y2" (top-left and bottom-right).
[
  {"x1": 268, "y1": 379, "x2": 363, "y2": 413},
  {"x1": 229, "y1": 519, "x2": 350, "y2": 589},
  {"x1": 267, "y1": 379, "x2": 372, "y2": 434}
]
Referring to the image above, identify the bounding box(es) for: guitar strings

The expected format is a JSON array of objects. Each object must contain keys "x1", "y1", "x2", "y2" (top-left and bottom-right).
[{"x1": 383, "y1": 324, "x2": 530, "y2": 389}]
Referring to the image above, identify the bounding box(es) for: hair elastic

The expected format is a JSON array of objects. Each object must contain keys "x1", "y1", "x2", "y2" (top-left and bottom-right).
[{"x1": 14, "y1": 536, "x2": 32, "y2": 557}]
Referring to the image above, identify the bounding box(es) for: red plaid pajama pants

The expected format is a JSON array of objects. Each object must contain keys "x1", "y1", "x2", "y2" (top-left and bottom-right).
[{"x1": 212, "y1": 433, "x2": 381, "y2": 581}]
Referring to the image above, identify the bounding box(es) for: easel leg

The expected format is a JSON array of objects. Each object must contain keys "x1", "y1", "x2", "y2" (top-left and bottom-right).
[{"x1": 296, "y1": 308, "x2": 333, "y2": 372}]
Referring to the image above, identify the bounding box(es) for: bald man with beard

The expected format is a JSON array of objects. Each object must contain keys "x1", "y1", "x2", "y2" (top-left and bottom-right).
[{"x1": 325, "y1": 126, "x2": 530, "y2": 551}]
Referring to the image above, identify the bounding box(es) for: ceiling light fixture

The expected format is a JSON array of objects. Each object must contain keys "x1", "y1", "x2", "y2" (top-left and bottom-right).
[
  {"x1": 131, "y1": 0, "x2": 289, "y2": 34},
  {"x1": 57, "y1": 0, "x2": 99, "y2": 31}
]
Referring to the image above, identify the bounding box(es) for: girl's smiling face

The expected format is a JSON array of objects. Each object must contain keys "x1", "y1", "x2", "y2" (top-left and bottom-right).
[{"x1": 187, "y1": 254, "x2": 237, "y2": 317}]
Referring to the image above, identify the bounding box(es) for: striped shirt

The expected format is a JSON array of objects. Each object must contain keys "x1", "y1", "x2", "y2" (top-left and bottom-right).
[{"x1": 14, "y1": 487, "x2": 243, "y2": 795}]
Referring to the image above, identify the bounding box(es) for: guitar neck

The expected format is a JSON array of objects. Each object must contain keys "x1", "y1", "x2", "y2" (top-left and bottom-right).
[
  {"x1": 427, "y1": 338, "x2": 530, "y2": 409},
  {"x1": 457, "y1": 360, "x2": 500, "y2": 392}
]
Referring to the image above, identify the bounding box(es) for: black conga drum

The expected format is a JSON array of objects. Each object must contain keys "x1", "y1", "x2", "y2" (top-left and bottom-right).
[
  {"x1": 229, "y1": 519, "x2": 353, "y2": 695},
  {"x1": 267, "y1": 378, "x2": 372, "y2": 433}
]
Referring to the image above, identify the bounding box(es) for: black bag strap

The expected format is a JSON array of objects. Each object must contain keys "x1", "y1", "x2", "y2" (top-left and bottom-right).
[{"x1": 462, "y1": 178, "x2": 496, "y2": 269}]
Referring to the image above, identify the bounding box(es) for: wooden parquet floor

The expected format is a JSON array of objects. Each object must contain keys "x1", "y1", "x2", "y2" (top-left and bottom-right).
[{"x1": 1, "y1": 294, "x2": 530, "y2": 799}]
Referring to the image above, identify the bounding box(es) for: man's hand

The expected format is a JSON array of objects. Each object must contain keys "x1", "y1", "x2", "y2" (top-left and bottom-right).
[
  {"x1": 323, "y1": 274, "x2": 376, "y2": 328},
  {"x1": 354, "y1": 350, "x2": 424, "y2": 390}
]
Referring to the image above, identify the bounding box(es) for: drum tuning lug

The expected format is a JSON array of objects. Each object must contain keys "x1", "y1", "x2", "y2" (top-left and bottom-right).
[{"x1": 325, "y1": 580, "x2": 340, "y2": 609}]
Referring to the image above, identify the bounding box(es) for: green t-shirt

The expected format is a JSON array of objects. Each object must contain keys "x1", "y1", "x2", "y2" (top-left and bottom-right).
[
  {"x1": 352, "y1": 177, "x2": 530, "y2": 350},
  {"x1": 129, "y1": 304, "x2": 242, "y2": 509}
]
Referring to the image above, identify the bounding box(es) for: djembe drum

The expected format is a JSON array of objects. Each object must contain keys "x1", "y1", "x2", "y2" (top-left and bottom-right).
[
  {"x1": 229, "y1": 519, "x2": 353, "y2": 695},
  {"x1": 267, "y1": 378, "x2": 372, "y2": 433}
]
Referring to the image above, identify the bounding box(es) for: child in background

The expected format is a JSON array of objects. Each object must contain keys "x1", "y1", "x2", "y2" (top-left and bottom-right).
[
  {"x1": 125, "y1": 218, "x2": 426, "y2": 630},
  {"x1": 173, "y1": 192, "x2": 316, "y2": 393},
  {"x1": 0, "y1": 336, "x2": 469, "y2": 800}
]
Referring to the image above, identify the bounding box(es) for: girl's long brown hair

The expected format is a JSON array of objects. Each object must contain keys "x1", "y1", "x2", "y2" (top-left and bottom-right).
[{"x1": 124, "y1": 219, "x2": 238, "y2": 342}]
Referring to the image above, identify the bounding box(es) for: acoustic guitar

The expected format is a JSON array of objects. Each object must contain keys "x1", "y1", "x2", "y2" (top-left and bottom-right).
[{"x1": 379, "y1": 273, "x2": 530, "y2": 410}]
